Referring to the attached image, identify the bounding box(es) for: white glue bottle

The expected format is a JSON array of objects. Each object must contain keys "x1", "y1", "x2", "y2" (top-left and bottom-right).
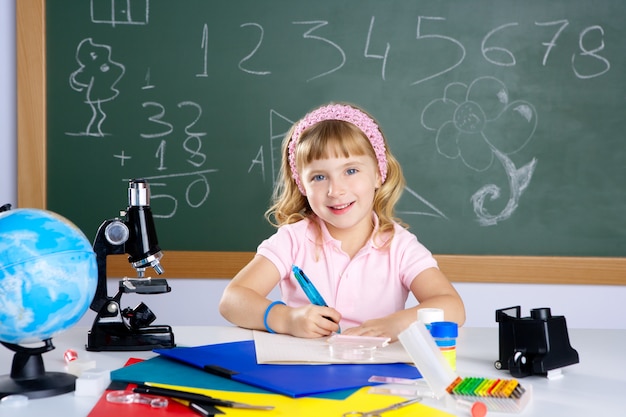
[{"x1": 417, "y1": 308, "x2": 445, "y2": 330}]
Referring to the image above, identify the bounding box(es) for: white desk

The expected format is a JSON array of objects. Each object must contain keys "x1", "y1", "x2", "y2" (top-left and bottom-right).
[{"x1": 0, "y1": 326, "x2": 624, "y2": 416}]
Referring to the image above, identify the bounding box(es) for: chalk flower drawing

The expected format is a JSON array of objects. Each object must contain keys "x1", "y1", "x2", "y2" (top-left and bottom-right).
[{"x1": 421, "y1": 76, "x2": 538, "y2": 226}]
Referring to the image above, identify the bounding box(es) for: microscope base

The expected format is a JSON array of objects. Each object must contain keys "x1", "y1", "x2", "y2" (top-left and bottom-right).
[{"x1": 86, "y1": 322, "x2": 176, "y2": 352}]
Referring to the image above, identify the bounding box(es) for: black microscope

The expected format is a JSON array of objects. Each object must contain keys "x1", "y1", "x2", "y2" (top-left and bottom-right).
[{"x1": 86, "y1": 179, "x2": 176, "y2": 351}]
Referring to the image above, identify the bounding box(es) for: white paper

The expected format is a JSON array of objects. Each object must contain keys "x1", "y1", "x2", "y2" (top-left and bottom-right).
[{"x1": 253, "y1": 330, "x2": 413, "y2": 364}]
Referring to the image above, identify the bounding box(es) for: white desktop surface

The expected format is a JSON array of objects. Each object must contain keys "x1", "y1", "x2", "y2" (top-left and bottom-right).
[{"x1": 0, "y1": 326, "x2": 623, "y2": 416}]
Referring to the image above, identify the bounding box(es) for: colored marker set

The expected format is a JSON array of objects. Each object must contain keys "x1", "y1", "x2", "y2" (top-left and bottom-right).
[
  {"x1": 444, "y1": 376, "x2": 530, "y2": 413},
  {"x1": 446, "y1": 376, "x2": 525, "y2": 399}
]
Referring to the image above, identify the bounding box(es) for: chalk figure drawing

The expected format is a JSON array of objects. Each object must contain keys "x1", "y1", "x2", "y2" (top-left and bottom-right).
[
  {"x1": 68, "y1": 38, "x2": 125, "y2": 137},
  {"x1": 421, "y1": 76, "x2": 538, "y2": 226}
]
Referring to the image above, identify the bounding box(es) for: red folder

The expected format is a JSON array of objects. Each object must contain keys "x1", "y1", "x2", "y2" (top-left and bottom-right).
[
  {"x1": 87, "y1": 383, "x2": 221, "y2": 417},
  {"x1": 88, "y1": 359, "x2": 223, "y2": 417}
]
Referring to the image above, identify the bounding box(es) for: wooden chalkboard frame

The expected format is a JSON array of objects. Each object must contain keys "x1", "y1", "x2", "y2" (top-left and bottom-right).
[{"x1": 17, "y1": 0, "x2": 625, "y2": 284}]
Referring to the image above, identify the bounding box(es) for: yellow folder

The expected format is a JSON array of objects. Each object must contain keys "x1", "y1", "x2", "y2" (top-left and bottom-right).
[{"x1": 150, "y1": 382, "x2": 455, "y2": 417}]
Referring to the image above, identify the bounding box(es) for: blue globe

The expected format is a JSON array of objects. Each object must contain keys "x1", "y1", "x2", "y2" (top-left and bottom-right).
[{"x1": 0, "y1": 208, "x2": 98, "y2": 345}]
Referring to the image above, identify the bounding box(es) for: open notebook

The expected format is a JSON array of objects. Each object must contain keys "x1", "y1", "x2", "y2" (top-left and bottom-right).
[{"x1": 253, "y1": 331, "x2": 413, "y2": 364}]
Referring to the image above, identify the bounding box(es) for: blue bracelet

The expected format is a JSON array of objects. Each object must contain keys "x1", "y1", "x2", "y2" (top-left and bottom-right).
[{"x1": 263, "y1": 301, "x2": 285, "y2": 333}]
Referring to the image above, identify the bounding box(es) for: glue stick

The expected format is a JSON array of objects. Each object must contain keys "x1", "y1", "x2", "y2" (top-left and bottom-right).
[{"x1": 430, "y1": 321, "x2": 458, "y2": 370}]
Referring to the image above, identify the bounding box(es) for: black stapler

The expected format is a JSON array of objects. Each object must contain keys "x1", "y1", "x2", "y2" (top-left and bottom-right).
[{"x1": 494, "y1": 306, "x2": 579, "y2": 377}]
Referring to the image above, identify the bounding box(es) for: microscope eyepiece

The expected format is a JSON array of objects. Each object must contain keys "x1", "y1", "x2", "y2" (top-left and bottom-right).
[
  {"x1": 126, "y1": 179, "x2": 164, "y2": 276},
  {"x1": 129, "y1": 178, "x2": 150, "y2": 207}
]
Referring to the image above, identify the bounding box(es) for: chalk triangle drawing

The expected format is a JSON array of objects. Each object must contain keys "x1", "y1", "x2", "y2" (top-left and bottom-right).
[
  {"x1": 270, "y1": 110, "x2": 295, "y2": 186},
  {"x1": 398, "y1": 186, "x2": 448, "y2": 220}
]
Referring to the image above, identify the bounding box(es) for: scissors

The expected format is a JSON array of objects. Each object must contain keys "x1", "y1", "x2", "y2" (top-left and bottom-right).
[
  {"x1": 342, "y1": 397, "x2": 421, "y2": 417},
  {"x1": 106, "y1": 390, "x2": 168, "y2": 408}
]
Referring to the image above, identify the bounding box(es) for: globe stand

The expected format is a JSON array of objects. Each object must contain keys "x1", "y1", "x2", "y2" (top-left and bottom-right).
[{"x1": 0, "y1": 339, "x2": 76, "y2": 399}]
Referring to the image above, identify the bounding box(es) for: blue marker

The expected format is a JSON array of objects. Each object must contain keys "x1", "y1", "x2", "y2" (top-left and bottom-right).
[{"x1": 292, "y1": 265, "x2": 340, "y2": 331}]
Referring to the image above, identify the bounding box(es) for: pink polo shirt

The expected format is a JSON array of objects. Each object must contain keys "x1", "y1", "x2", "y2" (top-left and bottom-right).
[{"x1": 256, "y1": 214, "x2": 439, "y2": 329}]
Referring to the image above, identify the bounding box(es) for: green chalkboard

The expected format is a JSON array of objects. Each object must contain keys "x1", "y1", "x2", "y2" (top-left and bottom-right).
[{"x1": 45, "y1": 0, "x2": 626, "y2": 257}]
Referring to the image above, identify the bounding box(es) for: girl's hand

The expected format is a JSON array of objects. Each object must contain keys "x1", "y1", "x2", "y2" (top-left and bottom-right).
[
  {"x1": 285, "y1": 304, "x2": 341, "y2": 338},
  {"x1": 341, "y1": 317, "x2": 403, "y2": 342}
]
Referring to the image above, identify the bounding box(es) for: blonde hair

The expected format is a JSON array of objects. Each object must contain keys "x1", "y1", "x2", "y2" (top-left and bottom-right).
[{"x1": 265, "y1": 104, "x2": 406, "y2": 247}]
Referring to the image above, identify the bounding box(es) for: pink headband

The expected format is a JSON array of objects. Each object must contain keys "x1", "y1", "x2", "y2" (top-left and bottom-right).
[{"x1": 288, "y1": 104, "x2": 388, "y2": 194}]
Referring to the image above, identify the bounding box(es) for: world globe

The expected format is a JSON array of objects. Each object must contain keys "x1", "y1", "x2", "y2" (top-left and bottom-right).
[{"x1": 0, "y1": 208, "x2": 98, "y2": 345}]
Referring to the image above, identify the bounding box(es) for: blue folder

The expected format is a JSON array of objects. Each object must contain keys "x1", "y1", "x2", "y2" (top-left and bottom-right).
[
  {"x1": 112, "y1": 356, "x2": 359, "y2": 400},
  {"x1": 154, "y1": 340, "x2": 421, "y2": 398}
]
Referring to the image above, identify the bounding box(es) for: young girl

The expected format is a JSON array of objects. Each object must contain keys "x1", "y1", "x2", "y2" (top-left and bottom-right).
[{"x1": 219, "y1": 103, "x2": 465, "y2": 340}]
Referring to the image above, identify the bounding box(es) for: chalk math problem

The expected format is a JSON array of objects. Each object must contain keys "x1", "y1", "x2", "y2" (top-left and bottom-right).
[{"x1": 43, "y1": 0, "x2": 625, "y2": 258}]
